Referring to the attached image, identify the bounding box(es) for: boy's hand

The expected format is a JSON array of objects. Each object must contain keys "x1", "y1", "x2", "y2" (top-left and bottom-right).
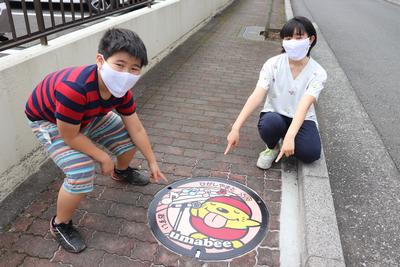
[
  {"x1": 224, "y1": 129, "x2": 240, "y2": 155},
  {"x1": 149, "y1": 162, "x2": 168, "y2": 184},
  {"x1": 275, "y1": 136, "x2": 295, "y2": 163},
  {"x1": 99, "y1": 154, "x2": 114, "y2": 176}
]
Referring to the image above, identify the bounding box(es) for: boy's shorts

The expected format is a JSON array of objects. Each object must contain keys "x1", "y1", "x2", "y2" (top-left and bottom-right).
[{"x1": 29, "y1": 111, "x2": 135, "y2": 194}]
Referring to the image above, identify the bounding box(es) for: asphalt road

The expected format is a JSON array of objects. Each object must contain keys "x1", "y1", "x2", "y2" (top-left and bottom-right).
[{"x1": 291, "y1": 0, "x2": 400, "y2": 265}]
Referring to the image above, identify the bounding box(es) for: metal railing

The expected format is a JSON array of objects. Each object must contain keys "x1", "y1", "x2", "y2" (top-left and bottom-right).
[{"x1": 0, "y1": 0, "x2": 153, "y2": 52}]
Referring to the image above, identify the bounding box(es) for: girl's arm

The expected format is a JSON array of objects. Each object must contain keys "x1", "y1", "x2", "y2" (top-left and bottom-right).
[
  {"x1": 224, "y1": 86, "x2": 267, "y2": 154},
  {"x1": 275, "y1": 94, "x2": 316, "y2": 161}
]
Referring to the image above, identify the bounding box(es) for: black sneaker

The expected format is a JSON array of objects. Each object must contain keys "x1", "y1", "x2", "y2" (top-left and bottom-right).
[
  {"x1": 112, "y1": 166, "x2": 149, "y2": 185},
  {"x1": 50, "y1": 216, "x2": 86, "y2": 253}
]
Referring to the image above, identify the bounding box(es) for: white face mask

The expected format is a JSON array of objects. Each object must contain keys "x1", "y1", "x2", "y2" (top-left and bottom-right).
[
  {"x1": 99, "y1": 57, "x2": 140, "y2": 98},
  {"x1": 282, "y1": 38, "x2": 311, "y2": 61}
]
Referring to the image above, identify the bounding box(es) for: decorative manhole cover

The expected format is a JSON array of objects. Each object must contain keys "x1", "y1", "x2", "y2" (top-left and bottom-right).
[{"x1": 148, "y1": 177, "x2": 269, "y2": 261}]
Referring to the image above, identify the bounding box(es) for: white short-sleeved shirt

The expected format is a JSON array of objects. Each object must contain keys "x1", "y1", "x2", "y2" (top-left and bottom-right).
[{"x1": 256, "y1": 53, "x2": 327, "y2": 122}]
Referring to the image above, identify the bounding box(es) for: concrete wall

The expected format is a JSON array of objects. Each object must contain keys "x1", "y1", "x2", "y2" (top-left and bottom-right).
[{"x1": 0, "y1": 0, "x2": 232, "y2": 202}]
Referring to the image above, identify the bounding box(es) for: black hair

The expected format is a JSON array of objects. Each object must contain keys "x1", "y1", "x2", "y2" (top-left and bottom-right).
[
  {"x1": 98, "y1": 28, "x2": 148, "y2": 67},
  {"x1": 280, "y1": 16, "x2": 317, "y2": 57}
]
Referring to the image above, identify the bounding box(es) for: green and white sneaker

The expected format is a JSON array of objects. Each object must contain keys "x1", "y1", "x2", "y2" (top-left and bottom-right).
[{"x1": 256, "y1": 146, "x2": 279, "y2": 170}]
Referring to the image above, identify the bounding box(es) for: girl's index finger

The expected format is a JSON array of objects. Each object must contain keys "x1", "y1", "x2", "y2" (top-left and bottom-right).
[
  {"x1": 275, "y1": 150, "x2": 284, "y2": 163},
  {"x1": 224, "y1": 143, "x2": 232, "y2": 155}
]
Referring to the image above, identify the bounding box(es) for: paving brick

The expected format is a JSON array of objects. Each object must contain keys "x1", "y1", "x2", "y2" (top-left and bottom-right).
[
  {"x1": 48, "y1": 179, "x2": 63, "y2": 192},
  {"x1": 153, "y1": 144, "x2": 184, "y2": 156},
  {"x1": 146, "y1": 128, "x2": 192, "y2": 140},
  {"x1": 266, "y1": 202, "x2": 281, "y2": 216},
  {"x1": 172, "y1": 139, "x2": 204, "y2": 150},
  {"x1": 184, "y1": 149, "x2": 217, "y2": 160},
  {"x1": 12, "y1": 234, "x2": 58, "y2": 258},
  {"x1": 0, "y1": 250, "x2": 26, "y2": 267},
  {"x1": 11, "y1": 216, "x2": 34, "y2": 232},
  {"x1": 210, "y1": 170, "x2": 229, "y2": 178},
  {"x1": 87, "y1": 184, "x2": 106, "y2": 199},
  {"x1": 196, "y1": 160, "x2": 230, "y2": 172},
  {"x1": 202, "y1": 143, "x2": 226, "y2": 153},
  {"x1": 53, "y1": 248, "x2": 105, "y2": 267},
  {"x1": 136, "y1": 194, "x2": 153, "y2": 209},
  {"x1": 153, "y1": 122, "x2": 183, "y2": 131},
  {"x1": 163, "y1": 155, "x2": 197, "y2": 167},
  {"x1": 230, "y1": 250, "x2": 257, "y2": 267},
  {"x1": 174, "y1": 165, "x2": 193, "y2": 177},
  {"x1": 100, "y1": 253, "x2": 151, "y2": 267},
  {"x1": 100, "y1": 188, "x2": 141, "y2": 205},
  {"x1": 0, "y1": 232, "x2": 19, "y2": 249},
  {"x1": 230, "y1": 164, "x2": 264, "y2": 178},
  {"x1": 178, "y1": 256, "x2": 204, "y2": 267},
  {"x1": 246, "y1": 177, "x2": 264, "y2": 197},
  {"x1": 24, "y1": 201, "x2": 50, "y2": 217},
  {"x1": 268, "y1": 215, "x2": 280, "y2": 231},
  {"x1": 265, "y1": 169, "x2": 282, "y2": 180},
  {"x1": 79, "y1": 197, "x2": 112, "y2": 215},
  {"x1": 80, "y1": 213, "x2": 122, "y2": 234},
  {"x1": 181, "y1": 125, "x2": 209, "y2": 135},
  {"x1": 131, "y1": 241, "x2": 159, "y2": 261},
  {"x1": 36, "y1": 190, "x2": 57, "y2": 204},
  {"x1": 228, "y1": 174, "x2": 247, "y2": 184},
  {"x1": 125, "y1": 183, "x2": 164, "y2": 195},
  {"x1": 257, "y1": 247, "x2": 280, "y2": 267},
  {"x1": 149, "y1": 135, "x2": 175, "y2": 145},
  {"x1": 27, "y1": 218, "x2": 49, "y2": 236},
  {"x1": 154, "y1": 246, "x2": 180, "y2": 267},
  {"x1": 108, "y1": 203, "x2": 147, "y2": 223},
  {"x1": 191, "y1": 168, "x2": 211, "y2": 177},
  {"x1": 21, "y1": 257, "x2": 70, "y2": 267},
  {"x1": 94, "y1": 175, "x2": 127, "y2": 189},
  {"x1": 89, "y1": 232, "x2": 134, "y2": 256},
  {"x1": 261, "y1": 230, "x2": 279, "y2": 248},
  {"x1": 263, "y1": 190, "x2": 282, "y2": 203}
]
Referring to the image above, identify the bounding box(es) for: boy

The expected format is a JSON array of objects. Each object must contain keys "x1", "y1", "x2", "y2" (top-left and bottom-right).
[{"x1": 25, "y1": 28, "x2": 167, "y2": 253}]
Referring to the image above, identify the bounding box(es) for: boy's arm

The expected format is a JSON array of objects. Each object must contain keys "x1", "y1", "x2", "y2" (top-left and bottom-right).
[
  {"x1": 57, "y1": 120, "x2": 114, "y2": 175},
  {"x1": 275, "y1": 95, "x2": 315, "y2": 161},
  {"x1": 121, "y1": 113, "x2": 167, "y2": 183}
]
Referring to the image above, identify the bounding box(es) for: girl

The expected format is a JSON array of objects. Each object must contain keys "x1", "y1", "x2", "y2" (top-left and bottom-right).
[{"x1": 224, "y1": 16, "x2": 327, "y2": 169}]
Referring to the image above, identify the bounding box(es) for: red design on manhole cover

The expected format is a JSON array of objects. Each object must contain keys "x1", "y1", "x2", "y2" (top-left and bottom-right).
[{"x1": 148, "y1": 177, "x2": 269, "y2": 261}]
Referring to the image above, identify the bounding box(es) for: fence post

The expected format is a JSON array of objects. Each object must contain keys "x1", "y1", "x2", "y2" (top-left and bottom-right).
[{"x1": 33, "y1": 0, "x2": 47, "y2": 45}]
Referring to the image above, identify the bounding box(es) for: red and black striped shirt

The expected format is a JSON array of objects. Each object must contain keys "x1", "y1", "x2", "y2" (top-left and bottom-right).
[{"x1": 25, "y1": 64, "x2": 136, "y2": 127}]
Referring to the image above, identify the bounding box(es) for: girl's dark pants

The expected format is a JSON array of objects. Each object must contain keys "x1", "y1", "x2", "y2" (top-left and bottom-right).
[{"x1": 257, "y1": 112, "x2": 321, "y2": 163}]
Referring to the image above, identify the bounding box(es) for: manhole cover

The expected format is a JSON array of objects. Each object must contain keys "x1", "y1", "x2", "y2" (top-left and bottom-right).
[
  {"x1": 148, "y1": 177, "x2": 269, "y2": 261},
  {"x1": 240, "y1": 26, "x2": 265, "y2": 41}
]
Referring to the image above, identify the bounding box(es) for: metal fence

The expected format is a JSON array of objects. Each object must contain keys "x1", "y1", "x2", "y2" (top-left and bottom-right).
[{"x1": 0, "y1": 0, "x2": 153, "y2": 52}]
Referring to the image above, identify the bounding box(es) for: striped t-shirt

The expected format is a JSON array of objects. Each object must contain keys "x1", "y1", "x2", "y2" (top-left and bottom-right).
[{"x1": 25, "y1": 64, "x2": 136, "y2": 127}]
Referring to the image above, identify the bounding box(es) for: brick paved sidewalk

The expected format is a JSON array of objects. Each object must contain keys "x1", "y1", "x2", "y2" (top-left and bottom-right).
[{"x1": 0, "y1": 0, "x2": 283, "y2": 266}]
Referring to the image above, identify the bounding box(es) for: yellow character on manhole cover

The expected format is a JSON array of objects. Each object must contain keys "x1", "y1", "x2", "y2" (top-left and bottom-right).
[{"x1": 189, "y1": 196, "x2": 260, "y2": 249}]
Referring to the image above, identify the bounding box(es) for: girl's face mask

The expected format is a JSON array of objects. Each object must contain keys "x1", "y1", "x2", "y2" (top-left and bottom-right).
[
  {"x1": 99, "y1": 55, "x2": 140, "y2": 98},
  {"x1": 282, "y1": 38, "x2": 311, "y2": 61}
]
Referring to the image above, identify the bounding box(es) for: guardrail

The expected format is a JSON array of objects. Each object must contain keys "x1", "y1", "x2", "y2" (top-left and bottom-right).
[{"x1": 0, "y1": 0, "x2": 153, "y2": 52}]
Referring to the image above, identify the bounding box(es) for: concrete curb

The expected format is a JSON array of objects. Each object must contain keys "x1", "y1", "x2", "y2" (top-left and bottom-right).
[
  {"x1": 284, "y1": 0, "x2": 346, "y2": 266},
  {"x1": 298, "y1": 154, "x2": 345, "y2": 266}
]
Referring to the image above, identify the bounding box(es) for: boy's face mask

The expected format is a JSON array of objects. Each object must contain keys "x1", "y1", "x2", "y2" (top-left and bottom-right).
[
  {"x1": 99, "y1": 55, "x2": 140, "y2": 98},
  {"x1": 282, "y1": 38, "x2": 311, "y2": 61}
]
